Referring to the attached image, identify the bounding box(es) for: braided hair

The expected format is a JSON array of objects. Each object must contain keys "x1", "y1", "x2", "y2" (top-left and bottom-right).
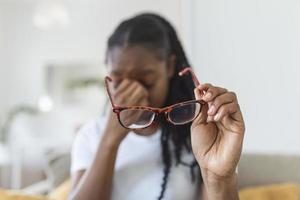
[{"x1": 105, "y1": 13, "x2": 202, "y2": 200}]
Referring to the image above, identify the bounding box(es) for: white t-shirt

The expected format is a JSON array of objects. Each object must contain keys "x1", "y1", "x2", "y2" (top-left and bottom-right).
[{"x1": 71, "y1": 116, "x2": 200, "y2": 200}]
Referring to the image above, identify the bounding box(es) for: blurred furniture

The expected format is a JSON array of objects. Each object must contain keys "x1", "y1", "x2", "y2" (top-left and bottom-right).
[
  {"x1": 238, "y1": 154, "x2": 300, "y2": 188},
  {"x1": 0, "y1": 153, "x2": 299, "y2": 200},
  {"x1": 22, "y1": 148, "x2": 70, "y2": 195},
  {"x1": 0, "y1": 144, "x2": 10, "y2": 186},
  {"x1": 239, "y1": 183, "x2": 300, "y2": 200},
  {"x1": 0, "y1": 189, "x2": 47, "y2": 200},
  {"x1": 0, "y1": 105, "x2": 39, "y2": 143},
  {"x1": 0, "y1": 105, "x2": 40, "y2": 189},
  {"x1": 21, "y1": 152, "x2": 300, "y2": 194}
]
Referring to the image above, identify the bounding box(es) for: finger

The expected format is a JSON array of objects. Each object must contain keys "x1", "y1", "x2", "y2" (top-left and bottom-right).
[
  {"x1": 213, "y1": 102, "x2": 244, "y2": 134},
  {"x1": 194, "y1": 87, "x2": 218, "y2": 123},
  {"x1": 194, "y1": 87, "x2": 201, "y2": 100},
  {"x1": 112, "y1": 79, "x2": 132, "y2": 100},
  {"x1": 115, "y1": 82, "x2": 140, "y2": 105},
  {"x1": 197, "y1": 84, "x2": 227, "y2": 102},
  {"x1": 115, "y1": 79, "x2": 132, "y2": 94},
  {"x1": 193, "y1": 88, "x2": 209, "y2": 124},
  {"x1": 207, "y1": 92, "x2": 236, "y2": 116},
  {"x1": 206, "y1": 108, "x2": 214, "y2": 122},
  {"x1": 126, "y1": 84, "x2": 149, "y2": 105},
  {"x1": 137, "y1": 95, "x2": 150, "y2": 107},
  {"x1": 213, "y1": 102, "x2": 239, "y2": 122},
  {"x1": 196, "y1": 84, "x2": 229, "y2": 122},
  {"x1": 116, "y1": 79, "x2": 141, "y2": 93}
]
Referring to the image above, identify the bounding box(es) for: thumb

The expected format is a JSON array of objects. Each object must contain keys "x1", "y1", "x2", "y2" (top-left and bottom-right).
[{"x1": 193, "y1": 88, "x2": 208, "y2": 125}]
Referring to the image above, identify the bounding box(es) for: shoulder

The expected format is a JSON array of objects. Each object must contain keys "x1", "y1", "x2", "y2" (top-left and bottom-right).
[
  {"x1": 71, "y1": 115, "x2": 107, "y2": 173},
  {"x1": 74, "y1": 115, "x2": 107, "y2": 144},
  {"x1": 71, "y1": 117, "x2": 102, "y2": 158}
]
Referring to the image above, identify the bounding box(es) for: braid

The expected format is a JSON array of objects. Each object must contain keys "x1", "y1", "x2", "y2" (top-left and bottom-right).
[{"x1": 157, "y1": 126, "x2": 171, "y2": 200}]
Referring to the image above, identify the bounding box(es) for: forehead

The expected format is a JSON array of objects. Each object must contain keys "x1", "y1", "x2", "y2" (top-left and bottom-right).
[{"x1": 106, "y1": 46, "x2": 165, "y2": 75}]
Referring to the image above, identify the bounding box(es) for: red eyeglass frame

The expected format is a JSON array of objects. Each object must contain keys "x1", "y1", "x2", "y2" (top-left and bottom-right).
[{"x1": 105, "y1": 67, "x2": 206, "y2": 129}]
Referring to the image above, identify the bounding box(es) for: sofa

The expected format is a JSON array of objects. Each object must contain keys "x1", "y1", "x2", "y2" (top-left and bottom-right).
[{"x1": 1, "y1": 153, "x2": 300, "y2": 200}]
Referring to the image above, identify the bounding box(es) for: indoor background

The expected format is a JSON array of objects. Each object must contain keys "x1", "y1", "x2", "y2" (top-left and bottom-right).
[{"x1": 0, "y1": 0, "x2": 299, "y2": 197}]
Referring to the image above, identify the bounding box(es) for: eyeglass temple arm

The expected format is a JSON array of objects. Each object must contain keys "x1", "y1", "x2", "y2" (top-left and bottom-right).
[
  {"x1": 105, "y1": 76, "x2": 118, "y2": 109},
  {"x1": 179, "y1": 67, "x2": 204, "y2": 96}
]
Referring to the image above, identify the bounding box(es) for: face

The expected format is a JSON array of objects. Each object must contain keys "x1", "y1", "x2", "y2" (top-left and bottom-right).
[{"x1": 106, "y1": 45, "x2": 175, "y2": 136}]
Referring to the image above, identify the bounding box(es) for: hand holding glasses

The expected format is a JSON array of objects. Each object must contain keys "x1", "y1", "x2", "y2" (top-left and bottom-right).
[{"x1": 105, "y1": 67, "x2": 206, "y2": 129}]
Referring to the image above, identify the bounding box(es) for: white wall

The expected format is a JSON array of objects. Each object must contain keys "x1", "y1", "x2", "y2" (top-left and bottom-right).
[
  {"x1": 0, "y1": 5, "x2": 6, "y2": 122},
  {"x1": 0, "y1": 0, "x2": 185, "y2": 115},
  {"x1": 190, "y1": 0, "x2": 300, "y2": 154}
]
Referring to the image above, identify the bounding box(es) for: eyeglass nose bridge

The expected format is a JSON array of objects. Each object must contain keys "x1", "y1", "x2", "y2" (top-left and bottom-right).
[
  {"x1": 154, "y1": 107, "x2": 172, "y2": 123},
  {"x1": 147, "y1": 107, "x2": 172, "y2": 123},
  {"x1": 150, "y1": 106, "x2": 170, "y2": 114}
]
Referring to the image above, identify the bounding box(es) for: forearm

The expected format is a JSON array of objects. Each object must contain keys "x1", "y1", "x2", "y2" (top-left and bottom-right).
[
  {"x1": 70, "y1": 131, "x2": 121, "y2": 200},
  {"x1": 201, "y1": 170, "x2": 239, "y2": 200}
]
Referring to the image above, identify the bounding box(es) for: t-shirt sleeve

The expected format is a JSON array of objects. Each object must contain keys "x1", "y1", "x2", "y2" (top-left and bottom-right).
[{"x1": 70, "y1": 120, "x2": 98, "y2": 175}]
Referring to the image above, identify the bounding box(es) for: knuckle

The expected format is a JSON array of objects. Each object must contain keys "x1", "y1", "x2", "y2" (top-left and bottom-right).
[
  {"x1": 207, "y1": 87, "x2": 215, "y2": 92},
  {"x1": 219, "y1": 106, "x2": 227, "y2": 114},
  {"x1": 220, "y1": 87, "x2": 228, "y2": 92},
  {"x1": 132, "y1": 81, "x2": 139, "y2": 88},
  {"x1": 114, "y1": 92, "x2": 120, "y2": 99},
  {"x1": 212, "y1": 97, "x2": 222, "y2": 107},
  {"x1": 234, "y1": 102, "x2": 240, "y2": 109},
  {"x1": 116, "y1": 94, "x2": 126, "y2": 104},
  {"x1": 229, "y1": 91, "x2": 237, "y2": 98},
  {"x1": 200, "y1": 83, "x2": 212, "y2": 89},
  {"x1": 135, "y1": 87, "x2": 145, "y2": 98}
]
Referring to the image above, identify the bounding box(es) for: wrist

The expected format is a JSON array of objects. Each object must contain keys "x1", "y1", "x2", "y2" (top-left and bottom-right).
[
  {"x1": 201, "y1": 169, "x2": 239, "y2": 200},
  {"x1": 101, "y1": 129, "x2": 126, "y2": 150}
]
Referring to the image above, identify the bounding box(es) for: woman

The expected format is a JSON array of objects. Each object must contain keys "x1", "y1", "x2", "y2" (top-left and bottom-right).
[{"x1": 69, "y1": 13, "x2": 245, "y2": 200}]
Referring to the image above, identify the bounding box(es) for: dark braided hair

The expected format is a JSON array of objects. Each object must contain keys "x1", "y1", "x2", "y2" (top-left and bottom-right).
[{"x1": 105, "y1": 13, "x2": 202, "y2": 200}]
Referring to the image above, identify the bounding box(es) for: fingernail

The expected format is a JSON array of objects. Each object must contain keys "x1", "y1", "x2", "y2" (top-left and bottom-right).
[
  {"x1": 208, "y1": 105, "x2": 215, "y2": 115},
  {"x1": 205, "y1": 92, "x2": 212, "y2": 99},
  {"x1": 214, "y1": 113, "x2": 219, "y2": 121}
]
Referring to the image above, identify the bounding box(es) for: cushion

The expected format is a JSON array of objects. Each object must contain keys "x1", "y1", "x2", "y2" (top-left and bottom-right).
[
  {"x1": 239, "y1": 183, "x2": 300, "y2": 200},
  {"x1": 0, "y1": 189, "x2": 48, "y2": 200},
  {"x1": 48, "y1": 179, "x2": 71, "y2": 200}
]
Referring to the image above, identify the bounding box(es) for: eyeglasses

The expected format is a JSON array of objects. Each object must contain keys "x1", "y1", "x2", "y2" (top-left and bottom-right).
[{"x1": 105, "y1": 67, "x2": 206, "y2": 129}]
